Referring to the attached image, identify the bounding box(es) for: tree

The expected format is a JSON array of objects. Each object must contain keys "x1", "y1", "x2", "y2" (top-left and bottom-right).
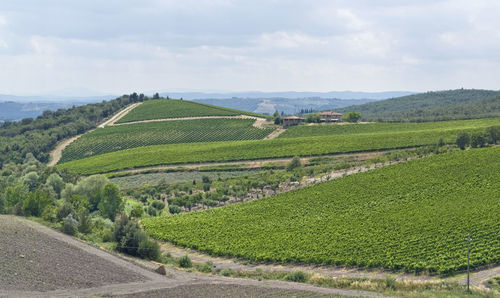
[
  {"x1": 343, "y1": 112, "x2": 362, "y2": 123},
  {"x1": 456, "y1": 132, "x2": 470, "y2": 150},
  {"x1": 153, "y1": 93, "x2": 160, "y2": 99},
  {"x1": 286, "y1": 156, "x2": 302, "y2": 171},
  {"x1": 486, "y1": 126, "x2": 500, "y2": 144},
  {"x1": 22, "y1": 189, "x2": 52, "y2": 217},
  {"x1": 74, "y1": 175, "x2": 108, "y2": 211},
  {"x1": 98, "y1": 183, "x2": 124, "y2": 221},
  {"x1": 470, "y1": 132, "x2": 487, "y2": 148},
  {"x1": 63, "y1": 214, "x2": 78, "y2": 235},
  {"x1": 23, "y1": 171, "x2": 39, "y2": 191},
  {"x1": 46, "y1": 173, "x2": 65, "y2": 198}
]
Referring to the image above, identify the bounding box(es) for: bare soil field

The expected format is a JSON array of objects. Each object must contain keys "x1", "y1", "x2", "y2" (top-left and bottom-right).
[
  {"x1": 0, "y1": 215, "x2": 149, "y2": 292},
  {"x1": 113, "y1": 283, "x2": 337, "y2": 297},
  {"x1": 0, "y1": 215, "x2": 386, "y2": 298}
]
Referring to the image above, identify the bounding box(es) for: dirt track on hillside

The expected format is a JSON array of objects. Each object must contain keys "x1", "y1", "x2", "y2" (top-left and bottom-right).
[
  {"x1": 0, "y1": 215, "x2": 388, "y2": 298},
  {"x1": 48, "y1": 103, "x2": 141, "y2": 166}
]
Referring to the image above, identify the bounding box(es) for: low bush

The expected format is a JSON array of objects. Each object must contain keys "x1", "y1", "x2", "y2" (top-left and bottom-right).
[
  {"x1": 285, "y1": 271, "x2": 307, "y2": 283},
  {"x1": 179, "y1": 255, "x2": 192, "y2": 268}
]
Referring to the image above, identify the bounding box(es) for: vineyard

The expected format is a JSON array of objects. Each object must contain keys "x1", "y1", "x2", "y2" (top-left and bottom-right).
[
  {"x1": 60, "y1": 119, "x2": 274, "y2": 163},
  {"x1": 142, "y1": 146, "x2": 500, "y2": 274},
  {"x1": 117, "y1": 99, "x2": 263, "y2": 123},
  {"x1": 279, "y1": 117, "x2": 500, "y2": 138},
  {"x1": 59, "y1": 124, "x2": 488, "y2": 175}
]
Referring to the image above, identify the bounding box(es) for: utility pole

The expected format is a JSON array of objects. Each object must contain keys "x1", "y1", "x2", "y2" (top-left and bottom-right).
[{"x1": 465, "y1": 234, "x2": 471, "y2": 292}]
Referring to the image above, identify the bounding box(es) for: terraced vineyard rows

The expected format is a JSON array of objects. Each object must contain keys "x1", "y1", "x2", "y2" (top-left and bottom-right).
[
  {"x1": 279, "y1": 117, "x2": 500, "y2": 138},
  {"x1": 142, "y1": 146, "x2": 500, "y2": 274},
  {"x1": 59, "y1": 123, "x2": 490, "y2": 174},
  {"x1": 117, "y1": 99, "x2": 263, "y2": 123},
  {"x1": 60, "y1": 119, "x2": 274, "y2": 163}
]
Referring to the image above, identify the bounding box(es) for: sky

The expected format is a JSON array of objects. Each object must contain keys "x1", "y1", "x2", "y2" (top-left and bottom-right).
[{"x1": 0, "y1": 0, "x2": 499, "y2": 95}]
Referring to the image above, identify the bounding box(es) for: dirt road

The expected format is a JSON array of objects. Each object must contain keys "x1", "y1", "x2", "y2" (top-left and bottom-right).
[
  {"x1": 0, "y1": 215, "x2": 387, "y2": 298},
  {"x1": 48, "y1": 103, "x2": 140, "y2": 166}
]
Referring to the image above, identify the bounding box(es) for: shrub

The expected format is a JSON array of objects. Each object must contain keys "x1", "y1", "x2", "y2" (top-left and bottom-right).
[
  {"x1": 285, "y1": 271, "x2": 307, "y2": 283},
  {"x1": 137, "y1": 239, "x2": 161, "y2": 260},
  {"x1": 22, "y1": 190, "x2": 52, "y2": 217},
  {"x1": 77, "y1": 209, "x2": 93, "y2": 234},
  {"x1": 179, "y1": 255, "x2": 192, "y2": 268},
  {"x1": 456, "y1": 132, "x2": 470, "y2": 150},
  {"x1": 41, "y1": 205, "x2": 57, "y2": 222},
  {"x1": 63, "y1": 214, "x2": 79, "y2": 235},
  {"x1": 130, "y1": 205, "x2": 144, "y2": 218},
  {"x1": 199, "y1": 261, "x2": 213, "y2": 273},
  {"x1": 343, "y1": 112, "x2": 362, "y2": 123},
  {"x1": 98, "y1": 183, "x2": 124, "y2": 221},
  {"x1": 169, "y1": 205, "x2": 181, "y2": 214},
  {"x1": 470, "y1": 132, "x2": 487, "y2": 148},
  {"x1": 220, "y1": 268, "x2": 233, "y2": 277},
  {"x1": 0, "y1": 194, "x2": 5, "y2": 214},
  {"x1": 151, "y1": 200, "x2": 165, "y2": 210},
  {"x1": 56, "y1": 203, "x2": 74, "y2": 222},
  {"x1": 384, "y1": 277, "x2": 396, "y2": 290},
  {"x1": 147, "y1": 206, "x2": 157, "y2": 216},
  {"x1": 286, "y1": 156, "x2": 302, "y2": 171}
]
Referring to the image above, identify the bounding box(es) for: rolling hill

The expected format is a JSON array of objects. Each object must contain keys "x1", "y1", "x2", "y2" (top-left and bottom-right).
[
  {"x1": 60, "y1": 119, "x2": 274, "y2": 163},
  {"x1": 57, "y1": 117, "x2": 500, "y2": 175},
  {"x1": 116, "y1": 99, "x2": 263, "y2": 123},
  {"x1": 338, "y1": 89, "x2": 500, "y2": 122},
  {"x1": 142, "y1": 146, "x2": 500, "y2": 274}
]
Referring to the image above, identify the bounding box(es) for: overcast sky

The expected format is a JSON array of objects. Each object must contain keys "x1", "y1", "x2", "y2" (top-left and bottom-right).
[{"x1": 1, "y1": 0, "x2": 499, "y2": 95}]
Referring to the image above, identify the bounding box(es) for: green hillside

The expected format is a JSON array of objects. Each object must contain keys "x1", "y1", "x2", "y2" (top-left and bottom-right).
[
  {"x1": 338, "y1": 89, "x2": 500, "y2": 122},
  {"x1": 117, "y1": 99, "x2": 263, "y2": 123},
  {"x1": 60, "y1": 119, "x2": 274, "y2": 163},
  {"x1": 57, "y1": 117, "x2": 500, "y2": 175},
  {"x1": 142, "y1": 146, "x2": 500, "y2": 274},
  {"x1": 279, "y1": 117, "x2": 500, "y2": 138}
]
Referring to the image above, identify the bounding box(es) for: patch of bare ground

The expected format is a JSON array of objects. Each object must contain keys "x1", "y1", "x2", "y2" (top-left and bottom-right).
[
  {"x1": 112, "y1": 284, "x2": 337, "y2": 298},
  {"x1": 264, "y1": 128, "x2": 286, "y2": 139},
  {"x1": 0, "y1": 215, "x2": 149, "y2": 292},
  {"x1": 0, "y1": 215, "x2": 389, "y2": 298}
]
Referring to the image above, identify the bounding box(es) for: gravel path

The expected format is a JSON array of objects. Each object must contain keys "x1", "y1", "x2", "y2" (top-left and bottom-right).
[{"x1": 111, "y1": 114, "x2": 267, "y2": 127}]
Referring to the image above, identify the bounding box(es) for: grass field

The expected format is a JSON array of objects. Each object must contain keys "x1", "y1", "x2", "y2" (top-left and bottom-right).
[
  {"x1": 117, "y1": 99, "x2": 263, "y2": 123},
  {"x1": 142, "y1": 146, "x2": 500, "y2": 274},
  {"x1": 58, "y1": 117, "x2": 495, "y2": 174},
  {"x1": 279, "y1": 117, "x2": 500, "y2": 138},
  {"x1": 60, "y1": 119, "x2": 274, "y2": 163}
]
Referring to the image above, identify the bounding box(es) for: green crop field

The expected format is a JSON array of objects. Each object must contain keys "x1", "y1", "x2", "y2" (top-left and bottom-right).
[
  {"x1": 279, "y1": 117, "x2": 500, "y2": 138},
  {"x1": 117, "y1": 99, "x2": 263, "y2": 123},
  {"x1": 142, "y1": 146, "x2": 500, "y2": 274},
  {"x1": 60, "y1": 119, "x2": 274, "y2": 163},
  {"x1": 58, "y1": 117, "x2": 497, "y2": 174}
]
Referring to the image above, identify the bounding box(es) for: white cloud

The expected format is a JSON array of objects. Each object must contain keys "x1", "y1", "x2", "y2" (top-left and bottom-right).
[{"x1": 1, "y1": 1, "x2": 500, "y2": 94}]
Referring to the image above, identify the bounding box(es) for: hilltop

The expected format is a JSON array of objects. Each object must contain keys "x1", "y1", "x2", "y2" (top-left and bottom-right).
[{"x1": 338, "y1": 89, "x2": 500, "y2": 122}]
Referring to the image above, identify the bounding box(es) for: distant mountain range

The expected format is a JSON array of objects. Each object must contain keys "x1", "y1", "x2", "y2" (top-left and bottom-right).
[
  {"x1": 160, "y1": 91, "x2": 414, "y2": 100},
  {"x1": 159, "y1": 91, "x2": 415, "y2": 115},
  {"x1": 0, "y1": 91, "x2": 413, "y2": 120}
]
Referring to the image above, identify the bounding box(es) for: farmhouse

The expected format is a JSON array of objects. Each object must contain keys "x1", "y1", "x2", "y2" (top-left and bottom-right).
[
  {"x1": 320, "y1": 111, "x2": 343, "y2": 122},
  {"x1": 283, "y1": 116, "x2": 305, "y2": 128}
]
